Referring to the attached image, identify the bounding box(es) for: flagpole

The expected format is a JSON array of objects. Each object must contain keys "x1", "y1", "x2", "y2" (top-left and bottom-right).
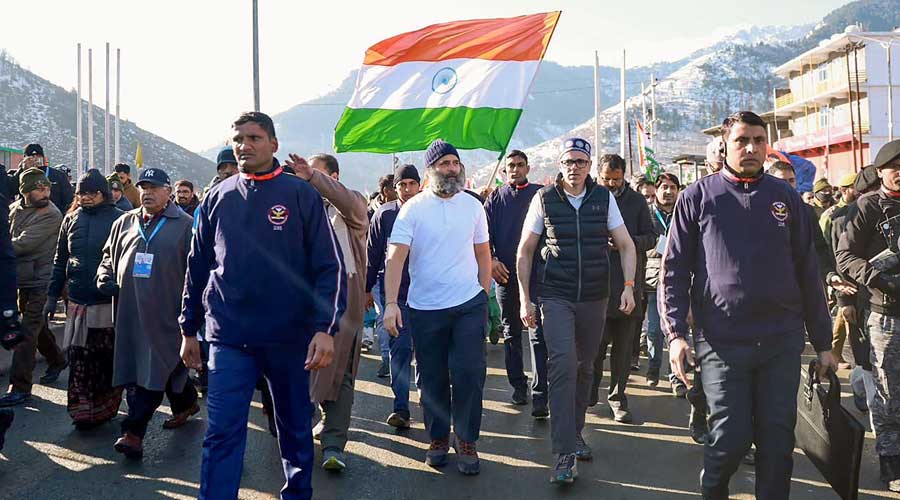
[
  {"x1": 620, "y1": 49, "x2": 626, "y2": 159},
  {"x1": 76, "y1": 44, "x2": 83, "y2": 177},
  {"x1": 115, "y1": 47, "x2": 121, "y2": 165},
  {"x1": 484, "y1": 151, "x2": 506, "y2": 191},
  {"x1": 593, "y1": 50, "x2": 601, "y2": 162},
  {"x1": 252, "y1": 0, "x2": 260, "y2": 111},
  {"x1": 105, "y1": 42, "x2": 111, "y2": 175},
  {"x1": 650, "y1": 73, "x2": 657, "y2": 152},
  {"x1": 88, "y1": 48, "x2": 94, "y2": 171}
]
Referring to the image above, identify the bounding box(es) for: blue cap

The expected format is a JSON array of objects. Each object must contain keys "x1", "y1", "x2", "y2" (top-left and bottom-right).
[
  {"x1": 136, "y1": 168, "x2": 171, "y2": 187},
  {"x1": 216, "y1": 147, "x2": 237, "y2": 168},
  {"x1": 560, "y1": 137, "x2": 591, "y2": 158},
  {"x1": 424, "y1": 139, "x2": 460, "y2": 167}
]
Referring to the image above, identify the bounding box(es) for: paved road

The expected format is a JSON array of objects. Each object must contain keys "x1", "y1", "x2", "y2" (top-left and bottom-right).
[{"x1": 1, "y1": 332, "x2": 898, "y2": 500}]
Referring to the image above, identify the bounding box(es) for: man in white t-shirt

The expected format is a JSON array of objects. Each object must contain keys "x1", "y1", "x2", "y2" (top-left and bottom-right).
[
  {"x1": 383, "y1": 139, "x2": 492, "y2": 477},
  {"x1": 516, "y1": 137, "x2": 637, "y2": 485}
]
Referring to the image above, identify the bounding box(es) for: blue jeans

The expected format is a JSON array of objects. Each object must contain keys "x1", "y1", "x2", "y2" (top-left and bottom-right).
[
  {"x1": 646, "y1": 291, "x2": 664, "y2": 374},
  {"x1": 697, "y1": 332, "x2": 805, "y2": 500},
  {"x1": 379, "y1": 287, "x2": 415, "y2": 416},
  {"x1": 408, "y1": 291, "x2": 488, "y2": 442},
  {"x1": 372, "y1": 282, "x2": 390, "y2": 364},
  {"x1": 200, "y1": 342, "x2": 314, "y2": 500}
]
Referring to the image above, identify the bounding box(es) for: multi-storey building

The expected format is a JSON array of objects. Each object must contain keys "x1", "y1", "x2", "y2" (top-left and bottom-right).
[{"x1": 772, "y1": 26, "x2": 899, "y2": 183}]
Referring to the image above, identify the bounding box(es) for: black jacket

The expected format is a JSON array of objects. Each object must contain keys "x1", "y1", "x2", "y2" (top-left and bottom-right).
[
  {"x1": 836, "y1": 190, "x2": 900, "y2": 316},
  {"x1": 48, "y1": 203, "x2": 123, "y2": 304},
  {"x1": 539, "y1": 174, "x2": 611, "y2": 302},
  {"x1": 608, "y1": 185, "x2": 655, "y2": 318}
]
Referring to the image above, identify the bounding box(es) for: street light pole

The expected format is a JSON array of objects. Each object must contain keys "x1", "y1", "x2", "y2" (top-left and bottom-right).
[{"x1": 252, "y1": 0, "x2": 260, "y2": 112}]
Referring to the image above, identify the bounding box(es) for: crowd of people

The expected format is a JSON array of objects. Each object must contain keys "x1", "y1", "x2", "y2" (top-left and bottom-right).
[{"x1": 0, "y1": 109, "x2": 900, "y2": 500}]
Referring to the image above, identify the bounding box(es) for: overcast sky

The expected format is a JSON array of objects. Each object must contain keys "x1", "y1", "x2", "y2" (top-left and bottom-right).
[{"x1": 2, "y1": 0, "x2": 848, "y2": 151}]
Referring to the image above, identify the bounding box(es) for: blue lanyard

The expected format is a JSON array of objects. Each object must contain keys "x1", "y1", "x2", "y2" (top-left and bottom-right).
[
  {"x1": 138, "y1": 217, "x2": 167, "y2": 247},
  {"x1": 653, "y1": 208, "x2": 671, "y2": 234}
]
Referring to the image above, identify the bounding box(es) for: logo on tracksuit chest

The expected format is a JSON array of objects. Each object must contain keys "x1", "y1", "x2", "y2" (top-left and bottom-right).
[
  {"x1": 268, "y1": 204, "x2": 289, "y2": 230},
  {"x1": 771, "y1": 201, "x2": 789, "y2": 226}
]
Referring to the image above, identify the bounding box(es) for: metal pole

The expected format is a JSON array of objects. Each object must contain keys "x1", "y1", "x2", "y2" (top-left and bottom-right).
[
  {"x1": 844, "y1": 47, "x2": 858, "y2": 172},
  {"x1": 593, "y1": 50, "x2": 601, "y2": 161},
  {"x1": 650, "y1": 73, "x2": 657, "y2": 151},
  {"x1": 853, "y1": 44, "x2": 865, "y2": 167},
  {"x1": 627, "y1": 120, "x2": 634, "y2": 177},
  {"x1": 104, "y1": 42, "x2": 110, "y2": 174},
  {"x1": 620, "y1": 49, "x2": 626, "y2": 158},
  {"x1": 641, "y1": 82, "x2": 647, "y2": 125},
  {"x1": 115, "y1": 48, "x2": 121, "y2": 165},
  {"x1": 76, "y1": 44, "x2": 83, "y2": 176},
  {"x1": 88, "y1": 49, "x2": 94, "y2": 171},
  {"x1": 252, "y1": 0, "x2": 260, "y2": 111},
  {"x1": 887, "y1": 42, "x2": 894, "y2": 141}
]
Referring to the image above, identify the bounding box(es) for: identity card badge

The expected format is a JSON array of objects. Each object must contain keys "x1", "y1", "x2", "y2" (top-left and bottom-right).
[{"x1": 133, "y1": 252, "x2": 154, "y2": 278}]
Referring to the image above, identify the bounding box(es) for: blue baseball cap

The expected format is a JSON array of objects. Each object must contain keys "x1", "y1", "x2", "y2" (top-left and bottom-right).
[
  {"x1": 560, "y1": 137, "x2": 591, "y2": 158},
  {"x1": 136, "y1": 168, "x2": 171, "y2": 188}
]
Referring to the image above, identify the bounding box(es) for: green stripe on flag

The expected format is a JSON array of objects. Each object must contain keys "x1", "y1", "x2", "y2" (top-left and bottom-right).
[{"x1": 334, "y1": 107, "x2": 522, "y2": 154}]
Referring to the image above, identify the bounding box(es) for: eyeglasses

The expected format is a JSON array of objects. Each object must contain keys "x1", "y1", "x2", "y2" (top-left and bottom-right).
[{"x1": 560, "y1": 159, "x2": 590, "y2": 169}]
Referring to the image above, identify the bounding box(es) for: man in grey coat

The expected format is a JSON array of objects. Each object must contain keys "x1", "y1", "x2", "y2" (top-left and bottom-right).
[
  {"x1": 1, "y1": 168, "x2": 66, "y2": 407},
  {"x1": 97, "y1": 167, "x2": 198, "y2": 459}
]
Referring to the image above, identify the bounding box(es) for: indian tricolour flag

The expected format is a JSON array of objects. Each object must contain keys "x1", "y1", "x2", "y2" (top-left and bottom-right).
[{"x1": 334, "y1": 12, "x2": 561, "y2": 154}]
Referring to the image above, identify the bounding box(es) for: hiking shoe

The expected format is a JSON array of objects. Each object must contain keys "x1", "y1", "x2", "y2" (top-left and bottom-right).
[
  {"x1": 386, "y1": 411, "x2": 411, "y2": 429},
  {"x1": 488, "y1": 328, "x2": 499, "y2": 345},
  {"x1": 575, "y1": 433, "x2": 592, "y2": 461},
  {"x1": 689, "y1": 405, "x2": 709, "y2": 445},
  {"x1": 163, "y1": 403, "x2": 200, "y2": 429},
  {"x1": 646, "y1": 369, "x2": 659, "y2": 387},
  {"x1": 612, "y1": 406, "x2": 633, "y2": 424},
  {"x1": 0, "y1": 392, "x2": 30, "y2": 407},
  {"x1": 453, "y1": 438, "x2": 480, "y2": 475},
  {"x1": 322, "y1": 448, "x2": 346, "y2": 472},
  {"x1": 631, "y1": 355, "x2": 641, "y2": 371},
  {"x1": 376, "y1": 361, "x2": 390, "y2": 378},
  {"x1": 425, "y1": 438, "x2": 450, "y2": 467},
  {"x1": 0, "y1": 408, "x2": 13, "y2": 451},
  {"x1": 532, "y1": 401, "x2": 549, "y2": 420},
  {"x1": 114, "y1": 432, "x2": 144, "y2": 459},
  {"x1": 551, "y1": 453, "x2": 578, "y2": 484},
  {"x1": 40, "y1": 359, "x2": 69, "y2": 384},
  {"x1": 511, "y1": 386, "x2": 528, "y2": 406}
]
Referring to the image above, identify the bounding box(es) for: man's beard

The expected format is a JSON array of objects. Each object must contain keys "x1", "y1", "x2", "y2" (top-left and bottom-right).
[
  {"x1": 28, "y1": 197, "x2": 50, "y2": 208},
  {"x1": 427, "y1": 165, "x2": 466, "y2": 197}
]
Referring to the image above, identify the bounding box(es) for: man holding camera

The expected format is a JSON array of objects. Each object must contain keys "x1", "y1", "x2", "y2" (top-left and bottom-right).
[{"x1": 836, "y1": 139, "x2": 900, "y2": 492}]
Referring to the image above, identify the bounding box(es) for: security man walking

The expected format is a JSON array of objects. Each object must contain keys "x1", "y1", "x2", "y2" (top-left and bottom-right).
[
  {"x1": 180, "y1": 111, "x2": 346, "y2": 500},
  {"x1": 663, "y1": 111, "x2": 835, "y2": 499},
  {"x1": 836, "y1": 139, "x2": 900, "y2": 492}
]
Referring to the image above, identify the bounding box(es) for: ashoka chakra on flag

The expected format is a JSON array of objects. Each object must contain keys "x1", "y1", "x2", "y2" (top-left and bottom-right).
[{"x1": 334, "y1": 12, "x2": 561, "y2": 154}]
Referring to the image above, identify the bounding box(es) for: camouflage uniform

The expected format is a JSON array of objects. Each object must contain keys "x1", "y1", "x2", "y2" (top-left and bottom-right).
[{"x1": 867, "y1": 312, "x2": 900, "y2": 456}]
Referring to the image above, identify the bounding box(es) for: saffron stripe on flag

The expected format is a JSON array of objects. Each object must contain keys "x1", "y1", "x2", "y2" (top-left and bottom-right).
[
  {"x1": 348, "y1": 59, "x2": 539, "y2": 111},
  {"x1": 334, "y1": 107, "x2": 522, "y2": 154},
  {"x1": 364, "y1": 12, "x2": 560, "y2": 65}
]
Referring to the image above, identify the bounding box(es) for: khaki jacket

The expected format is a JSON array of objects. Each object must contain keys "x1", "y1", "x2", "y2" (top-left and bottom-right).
[{"x1": 307, "y1": 170, "x2": 368, "y2": 403}]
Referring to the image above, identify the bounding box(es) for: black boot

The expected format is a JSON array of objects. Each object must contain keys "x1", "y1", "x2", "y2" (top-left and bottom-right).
[
  {"x1": 588, "y1": 378, "x2": 601, "y2": 407},
  {"x1": 0, "y1": 408, "x2": 13, "y2": 451}
]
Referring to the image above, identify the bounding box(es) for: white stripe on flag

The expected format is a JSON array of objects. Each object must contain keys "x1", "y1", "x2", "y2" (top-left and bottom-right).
[{"x1": 347, "y1": 59, "x2": 539, "y2": 111}]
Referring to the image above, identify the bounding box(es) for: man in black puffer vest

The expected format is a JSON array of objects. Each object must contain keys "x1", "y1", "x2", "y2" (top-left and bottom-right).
[
  {"x1": 591, "y1": 154, "x2": 656, "y2": 423},
  {"x1": 517, "y1": 137, "x2": 637, "y2": 485}
]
